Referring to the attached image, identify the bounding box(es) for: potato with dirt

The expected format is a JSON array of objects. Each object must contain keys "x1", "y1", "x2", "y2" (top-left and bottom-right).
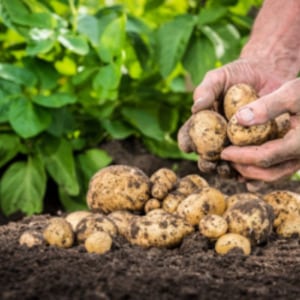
[
  {"x1": 87, "y1": 165, "x2": 150, "y2": 213},
  {"x1": 125, "y1": 209, "x2": 194, "y2": 248},
  {"x1": 84, "y1": 231, "x2": 113, "y2": 254},
  {"x1": 176, "y1": 174, "x2": 209, "y2": 196},
  {"x1": 199, "y1": 215, "x2": 228, "y2": 239},
  {"x1": 19, "y1": 230, "x2": 44, "y2": 248},
  {"x1": 215, "y1": 233, "x2": 251, "y2": 256},
  {"x1": 107, "y1": 210, "x2": 136, "y2": 237},
  {"x1": 144, "y1": 198, "x2": 161, "y2": 213},
  {"x1": 162, "y1": 191, "x2": 186, "y2": 214},
  {"x1": 276, "y1": 215, "x2": 300, "y2": 238},
  {"x1": 65, "y1": 211, "x2": 92, "y2": 231},
  {"x1": 225, "y1": 192, "x2": 262, "y2": 211}
]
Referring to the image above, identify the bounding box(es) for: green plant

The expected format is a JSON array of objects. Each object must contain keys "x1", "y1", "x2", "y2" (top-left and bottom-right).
[{"x1": 0, "y1": 0, "x2": 262, "y2": 216}]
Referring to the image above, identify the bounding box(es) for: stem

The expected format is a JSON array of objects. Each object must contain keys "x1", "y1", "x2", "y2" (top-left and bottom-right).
[{"x1": 68, "y1": 0, "x2": 78, "y2": 32}]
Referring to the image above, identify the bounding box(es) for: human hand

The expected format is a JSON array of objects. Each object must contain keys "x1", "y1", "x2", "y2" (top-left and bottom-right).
[{"x1": 221, "y1": 79, "x2": 300, "y2": 182}]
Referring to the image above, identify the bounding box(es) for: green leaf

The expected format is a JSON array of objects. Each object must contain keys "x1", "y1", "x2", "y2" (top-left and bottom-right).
[
  {"x1": 121, "y1": 106, "x2": 165, "y2": 141},
  {"x1": 58, "y1": 187, "x2": 87, "y2": 212},
  {"x1": 38, "y1": 137, "x2": 79, "y2": 196},
  {"x1": 58, "y1": 33, "x2": 89, "y2": 55},
  {"x1": 198, "y1": 6, "x2": 228, "y2": 25},
  {"x1": 26, "y1": 37, "x2": 55, "y2": 56},
  {"x1": 156, "y1": 14, "x2": 196, "y2": 77},
  {"x1": 0, "y1": 96, "x2": 10, "y2": 123},
  {"x1": 101, "y1": 119, "x2": 135, "y2": 139},
  {"x1": 33, "y1": 93, "x2": 77, "y2": 108},
  {"x1": 77, "y1": 15, "x2": 99, "y2": 46},
  {"x1": 0, "y1": 63, "x2": 37, "y2": 86},
  {"x1": 77, "y1": 148, "x2": 112, "y2": 181},
  {"x1": 0, "y1": 156, "x2": 46, "y2": 216},
  {"x1": 0, "y1": 134, "x2": 20, "y2": 168},
  {"x1": 183, "y1": 36, "x2": 216, "y2": 85},
  {"x1": 93, "y1": 63, "x2": 121, "y2": 91},
  {"x1": 9, "y1": 98, "x2": 52, "y2": 138}
]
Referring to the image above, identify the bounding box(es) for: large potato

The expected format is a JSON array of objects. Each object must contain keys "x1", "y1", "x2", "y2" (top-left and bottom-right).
[
  {"x1": 199, "y1": 214, "x2": 228, "y2": 239},
  {"x1": 125, "y1": 209, "x2": 194, "y2": 248},
  {"x1": 87, "y1": 165, "x2": 150, "y2": 213},
  {"x1": 225, "y1": 193, "x2": 262, "y2": 211},
  {"x1": 188, "y1": 110, "x2": 228, "y2": 161},
  {"x1": 65, "y1": 211, "x2": 92, "y2": 231}
]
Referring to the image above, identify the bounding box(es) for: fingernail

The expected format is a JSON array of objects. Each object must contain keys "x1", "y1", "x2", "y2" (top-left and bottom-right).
[
  {"x1": 236, "y1": 107, "x2": 254, "y2": 123},
  {"x1": 192, "y1": 97, "x2": 207, "y2": 113}
]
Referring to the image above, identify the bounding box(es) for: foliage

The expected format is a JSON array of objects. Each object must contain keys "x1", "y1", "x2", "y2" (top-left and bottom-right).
[{"x1": 0, "y1": 0, "x2": 262, "y2": 215}]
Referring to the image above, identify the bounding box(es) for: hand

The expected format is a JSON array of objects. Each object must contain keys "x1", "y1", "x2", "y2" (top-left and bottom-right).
[{"x1": 221, "y1": 79, "x2": 300, "y2": 182}]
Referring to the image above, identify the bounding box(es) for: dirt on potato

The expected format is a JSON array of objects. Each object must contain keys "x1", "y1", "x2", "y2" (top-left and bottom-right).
[{"x1": 1, "y1": 138, "x2": 300, "y2": 300}]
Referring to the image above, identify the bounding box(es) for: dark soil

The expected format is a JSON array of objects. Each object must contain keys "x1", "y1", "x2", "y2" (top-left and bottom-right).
[{"x1": 1, "y1": 138, "x2": 300, "y2": 300}]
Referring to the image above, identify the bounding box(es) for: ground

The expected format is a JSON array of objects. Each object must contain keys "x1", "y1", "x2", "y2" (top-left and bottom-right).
[{"x1": 1, "y1": 138, "x2": 300, "y2": 300}]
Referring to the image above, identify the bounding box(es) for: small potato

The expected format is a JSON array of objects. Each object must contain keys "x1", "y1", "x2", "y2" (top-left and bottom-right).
[
  {"x1": 188, "y1": 110, "x2": 228, "y2": 161},
  {"x1": 87, "y1": 165, "x2": 150, "y2": 213},
  {"x1": 199, "y1": 215, "x2": 228, "y2": 239},
  {"x1": 176, "y1": 174, "x2": 209, "y2": 196},
  {"x1": 107, "y1": 210, "x2": 136, "y2": 237},
  {"x1": 76, "y1": 213, "x2": 117, "y2": 243},
  {"x1": 144, "y1": 198, "x2": 161, "y2": 213},
  {"x1": 150, "y1": 168, "x2": 178, "y2": 200},
  {"x1": 162, "y1": 191, "x2": 186, "y2": 214},
  {"x1": 126, "y1": 209, "x2": 194, "y2": 248},
  {"x1": 263, "y1": 190, "x2": 300, "y2": 227},
  {"x1": 84, "y1": 231, "x2": 112, "y2": 254},
  {"x1": 43, "y1": 217, "x2": 74, "y2": 248},
  {"x1": 223, "y1": 83, "x2": 257, "y2": 120},
  {"x1": 177, "y1": 187, "x2": 226, "y2": 226},
  {"x1": 276, "y1": 215, "x2": 300, "y2": 238},
  {"x1": 215, "y1": 233, "x2": 251, "y2": 256},
  {"x1": 226, "y1": 193, "x2": 261, "y2": 211},
  {"x1": 65, "y1": 211, "x2": 92, "y2": 231},
  {"x1": 19, "y1": 230, "x2": 44, "y2": 248},
  {"x1": 224, "y1": 198, "x2": 274, "y2": 245},
  {"x1": 274, "y1": 113, "x2": 290, "y2": 138}
]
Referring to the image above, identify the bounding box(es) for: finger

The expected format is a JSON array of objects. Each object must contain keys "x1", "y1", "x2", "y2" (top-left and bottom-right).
[
  {"x1": 232, "y1": 159, "x2": 300, "y2": 182},
  {"x1": 235, "y1": 78, "x2": 300, "y2": 126}
]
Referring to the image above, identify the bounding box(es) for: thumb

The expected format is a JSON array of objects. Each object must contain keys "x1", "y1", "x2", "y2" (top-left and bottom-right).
[{"x1": 235, "y1": 79, "x2": 300, "y2": 126}]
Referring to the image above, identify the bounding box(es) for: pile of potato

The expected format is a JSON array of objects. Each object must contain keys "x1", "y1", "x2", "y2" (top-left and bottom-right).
[{"x1": 19, "y1": 165, "x2": 300, "y2": 256}]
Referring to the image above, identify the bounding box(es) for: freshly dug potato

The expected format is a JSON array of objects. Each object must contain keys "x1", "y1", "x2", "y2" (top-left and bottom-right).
[
  {"x1": 274, "y1": 113, "x2": 290, "y2": 138},
  {"x1": 65, "y1": 211, "x2": 92, "y2": 231},
  {"x1": 223, "y1": 83, "x2": 258, "y2": 120},
  {"x1": 263, "y1": 190, "x2": 300, "y2": 227},
  {"x1": 150, "y1": 168, "x2": 178, "y2": 200},
  {"x1": 125, "y1": 209, "x2": 194, "y2": 248},
  {"x1": 199, "y1": 215, "x2": 228, "y2": 239},
  {"x1": 176, "y1": 174, "x2": 209, "y2": 196},
  {"x1": 144, "y1": 198, "x2": 161, "y2": 213},
  {"x1": 84, "y1": 231, "x2": 112, "y2": 254},
  {"x1": 43, "y1": 217, "x2": 74, "y2": 248},
  {"x1": 224, "y1": 198, "x2": 274, "y2": 244},
  {"x1": 177, "y1": 187, "x2": 226, "y2": 226},
  {"x1": 87, "y1": 165, "x2": 150, "y2": 213},
  {"x1": 107, "y1": 210, "x2": 136, "y2": 237},
  {"x1": 226, "y1": 193, "x2": 262, "y2": 211},
  {"x1": 276, "y1": 215, "x2": 300, "y2": 238},
  {"x1": 162, "y1": 191, "x2": 186, "y2": 214},
  {"x1": 197, "y1": 157, "x2": 218, "y2": 173},
  {"x1": 215, "y1": 233, "x2": 251, "y2": 256},
  {"x1": 76, "y1": 213, "x2": 117, "y2": 243},
  {"x1": 188, "y1": 110, "x2": 228, "y2": 161},
  {"x1": 19, "y1": 230, "x2": 44, "y2": 248}
]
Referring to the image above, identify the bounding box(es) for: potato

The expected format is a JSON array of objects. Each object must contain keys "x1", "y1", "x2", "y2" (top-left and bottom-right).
[
  {"x1": 125, "y1": 209, "x2": 194, "y2": 248},
  {"x1": 84, "y1": 231, "x2": 113, "y2": 254},
  {"x1": 276, "y1": 215, "x2": 300, "y2": 238},
  {"x1": 223, "y1": 83, "x2": 258, "y2": 120},
  {"x1": 274, "y1": 113, "x2": 290, "y2": 138},
  {"x1": 144, "y1": 198, "x2": 161, "y2": 213},
  {"x1": 76, "y1": 213, "x2": 117, "y2": 243},
  {"x1": 226, "y1": 193, "x2": 262, "y2": 211},
  {"x1": 224, "y1": 198, "x2": 274, "y2": 244},
  {"x1": 87, "y1": 165, "x2": 150, "y2": 213},
  {"x1": 150, "y1": 168, "x2": 178, "y2": 200},
  {"x1": 19, "y1": 230, "x2": 44, "y2": 248},
  {"x1": 43, "y1": 217, "x2": 74, "y2": 248},
  {"x1": 215, "y1": 233, "x2": 251, "y2": 256},
  {"x1": 263, "y1": 190, "x2": 300, "y2": 227},
  {"x1": 176, "y1": 174, "x2": 209, "y2": 196},
  {"x1": 199, "y1": 215, "x2": 228, "y2": 239},
  {"x1": 107, "y1": 210, "x2": 136, "y2": 237},
  {"x1": 177, "y1": 187, "x2": 226, "y2": 226},
  {"x1": 188, "y1": 110, "x2": 228, "y2": 161},
  {"x1": 162, "y1": 191, "x2": 186, "y2": 214},
  {"x1": 65, "y1": 210, "x2": 92, "y2": 231}
]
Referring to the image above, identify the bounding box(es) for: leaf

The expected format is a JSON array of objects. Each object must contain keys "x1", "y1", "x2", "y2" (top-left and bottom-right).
[
  {"x1": 58, "y1": 33, "x2": 89, "y2": 55},
  {"x1": 54, "y1": 56, "x2": 77, "y2": 76},
  {"x1": 0, "y1": 63, "x2": 37, "y2": 86},
  {"x1": 198, "y1": 6, "x2": 228, "y2": 25},
  {"x1": 183, "y1": 36, "x2": 216, "y2": 85},
  {"x1": 156, "y1": 14, "x2": 196, "y2": 77},
  {"x1": 0, "y1": 134, "x2": 20, "y2": 168},
  {"x1": 33, "y1": 93, "x2": 77, "y2": 108},
  {"x1": 38, "y1": 137, "x2": 79, "y2": 196},
  {"x1": 58, "y1": 187, "x2": 88, "y2": 212},
  {"x1": 0, "y1": 156, "x2": 46, "y2": 216},
  {"x1": 101, "y1": 119, "x2": 135, "y2": 139},
  {"x1": 0, "y1": 96, "x2": 11, "y2": 123},
  {"x1": 77, "y1": 15, "x2": 99, "y2": 46},
  {"x1": 93, "y1": 63, "x2": 121, "y2": 91},
  {"x1": 9, "y1": 98, "x2": 52, "y2": 138},
  {"x1": 26, "y1": 37, "x2": 55, "y2": 56}
]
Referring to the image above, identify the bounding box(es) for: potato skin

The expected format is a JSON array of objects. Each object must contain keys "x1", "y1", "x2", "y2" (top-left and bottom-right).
[
  {"x1": 107, "y1": 210, "x2": 136, "y2": 237},
  {"x1": 87, "y1": 165, "x2": 150, "y2": 213},
  {"x1": 162, "y1": 191, "x2": 186, "y2": 214},
  {"x1": 215, "y1": 233, "x2": 251, "y2": 256},
  {"x1": 65, "y1": 211, "x2": 92, "y2": 231},
  {"x1": 276, "y1": 215, "x2": 300, "y2": 238},
  {"x1": 176, "y1": 174, "x2": 208, "y2": 196},
  {"x1": 226, "y1": 193, "x2": 262, "y2": 211},
  {"x1": 199, "y1": 215, "x2": 228, "y2": 239},
  {"x1": 19, "y1": 230, "x2": 44, "y2": 248},
  {"x1": 84, "y1": 231, "x2": 112, "y2": 254},
  {"x1": 144, "y1": 198, "x2": 161, "y2": 213},
  {"x1": 189, "y1": 110, "x2": 228, "y2": 161}
]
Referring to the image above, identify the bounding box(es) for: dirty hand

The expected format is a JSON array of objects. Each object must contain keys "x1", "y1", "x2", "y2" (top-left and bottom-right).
[{"x1": 221, "y1": 79, "x2": 300, "y2": 182}]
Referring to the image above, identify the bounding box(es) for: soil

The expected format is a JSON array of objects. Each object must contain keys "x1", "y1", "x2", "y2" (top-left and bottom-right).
[{"x1": 1, "y1": 138, "x2": 300, "y2": 300}]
